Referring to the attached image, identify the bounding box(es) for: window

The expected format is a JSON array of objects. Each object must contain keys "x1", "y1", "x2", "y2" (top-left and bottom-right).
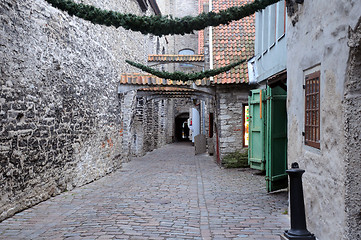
[
  {"x1": 276, "y1": 0, "x2": 286, "y2": 39},
  {"x1": 255, "y1": 12, "x2": 262, "y2": 56},
  {"x1": 262, "y1": 8, "x2": 269, "y2": 52},
  {"x1": 178, "y1": 49, "x2": 195, "y2": 67},
  {"x1": 156, "y1": 38, "x2": 160, "y2": 54},
  {"x1": 178, "y1": 49, "x2": 195, "y2": 55},
  {"x1": 269, "y1": 4, "x2": 276, "y2": 45},
  {"x1": 304, "y1": 71, "x2": 320, "y2": 149}
]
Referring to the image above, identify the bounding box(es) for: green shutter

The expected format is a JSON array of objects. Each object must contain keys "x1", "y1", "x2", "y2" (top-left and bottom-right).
[
  {"x1": 265, "y1": 86, "x2": 288, "y2": 192},
  {"x1": 248, "y1": 89, "x2": 266, "y2": 171}
]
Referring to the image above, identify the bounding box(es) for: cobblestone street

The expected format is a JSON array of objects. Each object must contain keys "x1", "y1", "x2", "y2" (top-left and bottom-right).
[{"x1": 0, "y1": 143, "x2": 289, "y2": 240}]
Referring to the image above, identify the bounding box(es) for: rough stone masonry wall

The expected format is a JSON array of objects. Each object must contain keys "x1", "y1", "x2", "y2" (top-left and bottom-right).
[
  {"x1": 124, "y1": 95, "x2": 201, "y2": 157},
  {"x1": 0, "y1": 0, "x2": 158, "y2": 221},
  {"x1": 215, "y1": 85, "x2": 250, "y2": 161},
  {"x1": 121, "y1": 90, "x2": 137, "y2": 159},
  {"x1": 157, "y1": 0, "x2": 201, "y2": 73},
  {"x1": 286, "y1": 1, "x2": 361, "y2": 239},
  {"x1": 344, "y1": 17, "x2": 361, "y2": 240},
  {"x1": 123, "y1": 94, "x2": 173, "y2": 157}
]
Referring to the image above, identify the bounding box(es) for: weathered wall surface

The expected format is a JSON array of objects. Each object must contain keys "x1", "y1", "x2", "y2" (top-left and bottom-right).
[
  {"x1": 286, "y1": 1, "x2": 361, "y2": 239},
  {"x1": 157, "y1": 0, "x2": 202, "y2": 73},
  {"x1": 120, "y1": 90, "x2": 137, "y2": 159},
  {"x1": 0, "y1": 0, "x2": 158, "y2": 221},
  {"x1": 215, "y1": 85, "x2": 250, "y2": 161},
  {"x1": 344, "y1": 18, "x2": 361, "y2": 240}
]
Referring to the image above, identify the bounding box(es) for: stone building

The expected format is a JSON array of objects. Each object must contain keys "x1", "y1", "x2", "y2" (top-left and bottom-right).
[
  {"x1": 286, "y1": 0, "x2": 361, "y2": 239},
  {"x1": 206, "y1": 0, "x2": 255, "y2": 163},
  {"x1": 120, "y1": 0, "x2": 256, "y2": 163},
  {"x1": 117, "y1": 0, "x2": 214, "y2": 157},
  {"x1": 154, "y1": 0, "x2": 202, "y2": 74},
  {"x1": 0, "y1": 0, "x2": 164, "y2": 221},
  {"x1": 117, "y1": 74, "x2": 213, "y2": 157}
]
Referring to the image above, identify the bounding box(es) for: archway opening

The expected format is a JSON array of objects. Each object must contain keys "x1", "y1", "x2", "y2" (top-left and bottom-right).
[{"x1": 175, "y1": 113, "x2": 190, "y2": 142}]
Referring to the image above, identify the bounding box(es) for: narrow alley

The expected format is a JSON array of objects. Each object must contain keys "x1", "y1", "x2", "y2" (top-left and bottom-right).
[{"x1": 0, "y1": 143, "x2": 289, "y2": 240}]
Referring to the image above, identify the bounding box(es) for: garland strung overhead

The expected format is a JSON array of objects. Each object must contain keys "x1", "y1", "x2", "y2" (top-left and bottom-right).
[
  {"x1": 44, "y1": 0, "x2": 281, "y2": 36},
  {"x1": 125, "y1": 59, "x2": 247, "y2": 82}
]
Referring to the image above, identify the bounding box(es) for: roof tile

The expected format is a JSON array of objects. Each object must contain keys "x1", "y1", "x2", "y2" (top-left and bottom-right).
[
  {"x1": 211, "y1": 0, "x2": 255, "y2": 84},
  {"x1": 148, "y1": 54, "x2": 205, "y2": 62},
  {"x1": 120, "y1": 73, "x2": 191, "y2": 86}
]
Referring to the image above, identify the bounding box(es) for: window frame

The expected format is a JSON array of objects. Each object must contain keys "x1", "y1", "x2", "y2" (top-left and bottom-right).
[
  {"x1": 304, "y1": 70, "x2": 321, "y2": 149},
  {"x1": 178, "y1": 49, "x2": 195, "y2": 68}
]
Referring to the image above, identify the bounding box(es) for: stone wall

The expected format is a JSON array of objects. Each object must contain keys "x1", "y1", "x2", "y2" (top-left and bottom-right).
[
  {"x1": 215, "y1": 85, "x2": 251, "y2": 161},
  {"x1": 157, "y1": 0, "x2": 202, "y2": 73},
  {"x1": 0, "y1": 0, "x2": 159, "y2": 221},
  {"x1": 120, "y1": 90, "x2": 137, "y2": 159},
  {"x1": 286, "y1": 1, "x2": 361, "y2": 239},
  {"x1": 120, "y1": 93, "x2": 197, "y2": 157},
  {"x1": 344, "y1": 17, "x2": 361, "y2": 240}
]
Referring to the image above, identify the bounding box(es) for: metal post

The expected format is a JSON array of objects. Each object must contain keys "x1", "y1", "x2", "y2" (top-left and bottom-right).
[{"x1": 283, "y1": 162, "x2": 316, "y2": 240}]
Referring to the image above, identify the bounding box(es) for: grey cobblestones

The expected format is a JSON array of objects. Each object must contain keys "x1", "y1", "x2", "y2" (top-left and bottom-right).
[{"x1": 0, "y1": 143, "x2": 289, "y2": 239}]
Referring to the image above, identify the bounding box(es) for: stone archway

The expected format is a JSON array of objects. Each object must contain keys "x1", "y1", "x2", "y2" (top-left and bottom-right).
[{"x1": 175, "y1": 112, "x2": 190, "y2": 142}]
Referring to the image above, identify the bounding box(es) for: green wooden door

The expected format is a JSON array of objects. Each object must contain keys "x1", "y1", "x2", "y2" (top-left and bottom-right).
[
  {"x1": 248, "y1": 89, "x2": 266, "y2": 171},
  {"x1": 265, "y1": 86, "x2": 288, "y2": 192}
]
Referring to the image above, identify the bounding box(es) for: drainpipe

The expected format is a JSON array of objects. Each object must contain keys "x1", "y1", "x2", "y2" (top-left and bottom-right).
[{"x1": 209, "y1": 0, "x2": 213, "y2": 82}]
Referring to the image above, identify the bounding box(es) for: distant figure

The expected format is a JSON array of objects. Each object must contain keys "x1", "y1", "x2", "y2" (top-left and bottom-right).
[{"x1": 183, "y1": 123, "x2": 189, "y2": 139}]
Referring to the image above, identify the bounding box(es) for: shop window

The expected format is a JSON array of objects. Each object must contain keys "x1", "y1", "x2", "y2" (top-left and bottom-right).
[{"x1": 243, "y1": 105, "x2": 249, "y2": 147}]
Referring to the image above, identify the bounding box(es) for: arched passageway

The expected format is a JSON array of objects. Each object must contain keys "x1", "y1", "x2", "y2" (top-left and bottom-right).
[{"x1": 175, "y1": 113, "x2": 190, "y2": 142}]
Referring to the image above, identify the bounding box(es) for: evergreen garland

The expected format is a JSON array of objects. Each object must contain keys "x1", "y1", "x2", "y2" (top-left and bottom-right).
[
  {"x1": 44, "y1": 0, "x2": 281, "y2": 36},
  {"x1": 125, "y1": 59, "x2": 247, "y2": 82}
]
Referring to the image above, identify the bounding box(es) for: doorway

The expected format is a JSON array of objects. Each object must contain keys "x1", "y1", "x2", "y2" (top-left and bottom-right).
[{"x1": 175, "y1": 113, "x2": 190, "y2": 142}]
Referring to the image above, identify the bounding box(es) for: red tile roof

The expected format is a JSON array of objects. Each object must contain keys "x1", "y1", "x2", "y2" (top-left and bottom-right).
[
  {"x1": 211, "y1": 0, "x2": 255, "y2": 84},
  {"x1": 120, "y1": 73, "x2": 209, "y2": 86},
  {"x1": 138, "y1": 86, "x2": 196, "y2": 92},
  {"x1": 120, "y1": 73, "x2": 190, "y2": 86},
  {"x1": 148, "y1": 54, "x2": 205, "y2": 62},
  {"x1": 137, "y1": 86, "x2": 200, "y2": 98}
]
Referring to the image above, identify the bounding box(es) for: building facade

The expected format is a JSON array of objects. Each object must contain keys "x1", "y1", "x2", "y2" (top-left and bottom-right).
[
  {"x1": 286, "y1": 0, "x2": 361, "y2": 239},
  {"x1": 247, "y1": 0, "x2": 288, "y2": 192},
  {"x1": 206, "y1": 0, "x2": 255, "y2": 163}
]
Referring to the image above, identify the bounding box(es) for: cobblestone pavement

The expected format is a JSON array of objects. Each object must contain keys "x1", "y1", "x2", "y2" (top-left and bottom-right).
[{"x1": 0, "y1": 143, "x2": 289, "y2": 240}]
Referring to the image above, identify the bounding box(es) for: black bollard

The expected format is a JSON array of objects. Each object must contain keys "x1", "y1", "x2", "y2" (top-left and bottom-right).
[{"x1": 283, "y1": 162, "x2": 316, "y2": 240}]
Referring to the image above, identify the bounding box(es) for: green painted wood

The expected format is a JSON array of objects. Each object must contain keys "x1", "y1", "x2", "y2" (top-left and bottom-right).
[
  {"x1": 265, "y1": 86, "x2": 288, "y2": 192},
  {"x1": 248, "y1": 89, "x2": 266, "y2": 171}
]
